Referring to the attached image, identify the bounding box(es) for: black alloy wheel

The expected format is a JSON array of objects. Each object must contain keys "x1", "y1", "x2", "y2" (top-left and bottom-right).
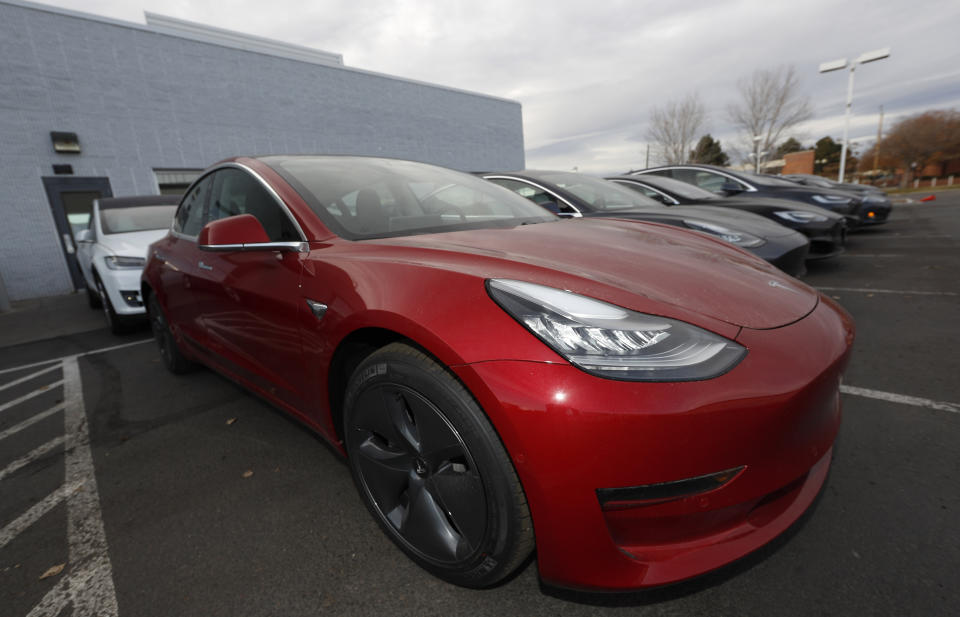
[
  {"x1": 344, "y1": 343, "x2": 533, "y2": 587},
  {"x1": 148, "y1": 294, "x2": 193, "y2": 374}
]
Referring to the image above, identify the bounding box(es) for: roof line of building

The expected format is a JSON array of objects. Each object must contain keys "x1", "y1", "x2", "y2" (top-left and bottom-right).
[
  {"x1": 1, "y1": 0, "x2": 520, "y2": 106},
  {"x1": 144, "y1": 11, "x2": 342, "y2": 66}
]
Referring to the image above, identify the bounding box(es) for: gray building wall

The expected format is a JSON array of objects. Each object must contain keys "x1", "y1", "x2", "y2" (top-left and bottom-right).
[{"x1": 0, "y1": 0, "x2": 524, "y2": 301}]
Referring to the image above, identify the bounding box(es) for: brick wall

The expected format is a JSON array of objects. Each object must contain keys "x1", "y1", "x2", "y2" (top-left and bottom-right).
[{"x1": 782, "y1": 150, "x2": 815, "y2": 175}]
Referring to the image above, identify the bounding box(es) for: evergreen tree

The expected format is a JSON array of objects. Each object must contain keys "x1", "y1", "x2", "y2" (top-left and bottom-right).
[
  {"x1": 776, "y1": 137, "x2": 804, "y2": 158},
  {"x1": 689, "y1": 134, "x2": 729, "y2": 166},
  {"x1": 813, "y1": 137, "x2": 842, "y2": 173}
]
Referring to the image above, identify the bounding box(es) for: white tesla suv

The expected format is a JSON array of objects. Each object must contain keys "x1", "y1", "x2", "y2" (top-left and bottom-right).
[{"x1": 76, "y1": 195, "x2": 179, "y2": 333}]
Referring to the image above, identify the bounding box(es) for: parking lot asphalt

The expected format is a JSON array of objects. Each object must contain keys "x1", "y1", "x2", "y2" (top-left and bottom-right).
[{"x1": 1, "y1": 191, "x2": 958, "y2": 617}]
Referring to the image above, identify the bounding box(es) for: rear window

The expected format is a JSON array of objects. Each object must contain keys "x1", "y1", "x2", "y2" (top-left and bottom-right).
[{"x1": 100, "y1": 205, "x2": 177, "y2": 234}]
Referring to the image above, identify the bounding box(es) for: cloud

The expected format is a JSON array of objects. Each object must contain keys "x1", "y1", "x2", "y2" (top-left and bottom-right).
[{"x1": 35, "y1": 0, "x2": 960, "y2": 172}]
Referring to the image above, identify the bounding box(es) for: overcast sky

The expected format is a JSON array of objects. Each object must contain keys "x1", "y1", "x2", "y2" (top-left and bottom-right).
[{"x1": 37, "y1": 0, "x2": 960, "y2": 173}]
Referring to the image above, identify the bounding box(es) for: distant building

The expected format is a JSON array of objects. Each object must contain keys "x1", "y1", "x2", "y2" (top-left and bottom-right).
[
  {"x1": 0, "y1": 0, "x2": 524, "y2": 301},
  {"x1": 782, "y1": 151, "x2": 815, "y2": 175}
]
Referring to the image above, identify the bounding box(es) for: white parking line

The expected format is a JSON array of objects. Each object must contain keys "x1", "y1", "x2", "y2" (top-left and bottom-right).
[
  {"x1": 0, "y1": 479, "x2": 83, "y2": 550},
  {"x1": 0, "y1": 338, "x2": 152, "y2": 376},
  {"x1": 841, "y1": 385, "x2": 960, "y2": 414},
  {"x1": 25, "y1": 574, "x2": 71, "y2": 617},
  {"x1": 0, "y1": 435, "x2": 66, "y2": 482},
  {"x1": 0, "y1": 363, "x2": 61, "y2": 392},
  {"x1": 0, "y1": 403, "x2": 65, "y2": 441},
  {"x1": 817, "y1": 286, "x2": 958, "y2": 297},
  {"x1": 0, "y1": 380, "x2": 64, "y2": 415},
  {"x1": 61, "y1": 356, "x2": 120, "y2": 616}
]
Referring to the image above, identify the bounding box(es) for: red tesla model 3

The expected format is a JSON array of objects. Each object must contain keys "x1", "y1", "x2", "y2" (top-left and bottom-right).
[{"x1": 142, "y1": 155, "x2": 854, "y2": 591}]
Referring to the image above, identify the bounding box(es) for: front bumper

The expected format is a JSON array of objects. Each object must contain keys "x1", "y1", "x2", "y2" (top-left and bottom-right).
[
  {"x1": 99, "y1": 267, "x2": 147, "y2": 316},
  {"x1": 754, "y1": 233, "x2": 809, "y2": 277},
  {"x1": 802, "y1": 220, "x2": 846, "y2": 260},
  {"x1": 856, "y1": 201, "x2": 892, "y2": 227},
  {"x1": 453, "y1": 297, "x2": 853, "y2": 590}
]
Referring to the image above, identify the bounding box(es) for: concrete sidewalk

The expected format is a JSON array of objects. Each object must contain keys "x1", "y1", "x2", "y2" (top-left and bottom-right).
[{"x1": 0, "y1": 291, "x2": 108, "y2": 348}]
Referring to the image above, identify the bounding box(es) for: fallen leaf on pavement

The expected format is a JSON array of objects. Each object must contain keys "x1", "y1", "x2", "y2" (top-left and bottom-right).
[
  {"x1": 242, "y1": 470, "x2": 254, "y2": 478},
  {"x1": 226, "y1": 418, "x2": 237, "y2": 425},
  {"x1": 39, "y1": 563, "x2": 65, "y2": 580}
]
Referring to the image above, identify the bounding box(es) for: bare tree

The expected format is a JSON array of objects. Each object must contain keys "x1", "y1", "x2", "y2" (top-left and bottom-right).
[
  {"x1": 647, "y1": 93, "x2": 706, "y2": 165},
  {"x1": 728, "y1": 66, "x2": 812, "y2": 169}
]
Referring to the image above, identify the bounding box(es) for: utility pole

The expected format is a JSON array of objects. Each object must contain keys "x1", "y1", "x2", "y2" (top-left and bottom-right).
[
  {"x1": 873, "y1": 105, "x2": 884, "y2": 175},
  {"x1": 645, "y1": 144, "x2": 650, "y2": 169}
]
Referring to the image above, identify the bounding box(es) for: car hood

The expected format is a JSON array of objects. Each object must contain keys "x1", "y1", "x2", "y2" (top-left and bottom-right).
[
  {"x1": 363, "y1": 218, "x2": 818, "y2": 330},
  {"x1": 98, "y1": 229, "x2": 170, "y2": 256},
  {"x1": 719, "y1": 196, "x2": 845, "y2": 220}
]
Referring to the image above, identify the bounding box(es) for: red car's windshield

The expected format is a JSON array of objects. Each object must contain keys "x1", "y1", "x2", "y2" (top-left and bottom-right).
[{"x1": 263, "y1": 156, "x2": 557, "y2": 240}]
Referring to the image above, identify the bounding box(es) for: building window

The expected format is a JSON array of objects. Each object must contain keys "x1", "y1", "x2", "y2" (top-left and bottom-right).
[{"x1": 154, "y1": 169, "x2": 202, "y2": 195}]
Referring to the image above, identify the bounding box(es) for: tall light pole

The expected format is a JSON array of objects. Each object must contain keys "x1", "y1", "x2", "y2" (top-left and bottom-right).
[
  {"x1": 873, "y1": 105, "x2": 884, "y2": 176},
  {"x1": 819, "y1": 47, "x2": 890, "y2": 183},
  {"x1": 753, "y1": 135, "x2": 762, "y2": 173}
]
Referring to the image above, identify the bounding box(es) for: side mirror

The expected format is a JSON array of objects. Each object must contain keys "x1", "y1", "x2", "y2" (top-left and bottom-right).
[
  {"x1": 720, "y1": 181, "x2": 744, "y2": 195},
  {"x1": 199, "y1": 214, "x2": 306, "y2": 253},
  {"x1": 75, "y1": 229, "x2": 94, "y2": 243}
]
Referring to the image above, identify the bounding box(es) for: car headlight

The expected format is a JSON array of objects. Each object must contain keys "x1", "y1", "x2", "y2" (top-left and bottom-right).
[
  {"x1": 487, "y1": 279, "x2": 746, "y2": 381},
  {"x1": 104, "y1": 256, "x2": 146, "y2": 270},
  {"x1": 864, "y1": 194, "x2": 888, "y2": 204},
  {"x1": 773, "y1": 210, "x2": 828, "y2": 224},
  {"x1": 812, "y1": 194, "x2": 852, "y2": 205},
  {"x1": 682, "y1": 219, "x2": 766, "y2": 248}
]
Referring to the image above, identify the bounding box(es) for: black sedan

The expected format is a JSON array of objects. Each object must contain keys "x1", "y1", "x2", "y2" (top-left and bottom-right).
[
  {"x1": 608, "y1": 173, "x2": 847, "y2": 260},
  {"x1": 781, "y1": 174, "x2": 891, "y2": 226},
  {"x1": 482, "y1": 170, "x2": 810, "y2": 276},
  {"x1": 629, "y1": 164, "x2": 869, "y2": 229}
]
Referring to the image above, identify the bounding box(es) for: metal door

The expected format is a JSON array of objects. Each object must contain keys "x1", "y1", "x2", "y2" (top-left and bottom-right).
[{"x1": 41, "y1": 177, "x2": 113, "y2": 289}]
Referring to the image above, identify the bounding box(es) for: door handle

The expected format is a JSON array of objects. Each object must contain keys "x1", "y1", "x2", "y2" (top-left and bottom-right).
[
  {"x1": 198, "y1": 261, "x2": 213, "y2": 271},
  {"x1": 63, "y1": 233, "x2": 75, "y2": 254}
]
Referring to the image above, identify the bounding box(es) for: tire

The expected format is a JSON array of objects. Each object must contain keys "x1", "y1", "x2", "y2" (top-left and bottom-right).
[
  {"x1": 147, "y1": 293, "x2": 193, "y2": 374},
  {"x1": 343, "y1": 342, "x2": 534, "y2": 588},
  {"x1": 86, "y1": 282, "x2": 102, "y2": 309},
  {"x1": 95, "y1": 275, "x2": 127, "y2": 335}
]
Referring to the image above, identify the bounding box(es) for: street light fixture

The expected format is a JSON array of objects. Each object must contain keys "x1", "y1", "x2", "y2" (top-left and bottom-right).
[{"x1": 819, "y1": 47, "x2": 890, "y2": 183}]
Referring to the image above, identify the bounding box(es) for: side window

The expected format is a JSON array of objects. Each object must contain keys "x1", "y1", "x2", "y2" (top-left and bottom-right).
[
  {"x1": 210, "y1": 169, "x2": 300, "y2": 242},
  {"x1": 174, "y1": 174, "x2": 214, "y2": 236},
  {"x1": 672, "y1": 169, "x2": 718, "y2": 193},
  {"x1": 632, "y1": 184, "x2": 669, "y2": 204},
  {"x1": 487, "y1": 179, "x2": 577, "y2": 215}
]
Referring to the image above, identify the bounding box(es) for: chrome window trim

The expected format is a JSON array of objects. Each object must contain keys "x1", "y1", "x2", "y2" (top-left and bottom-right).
[
  {"x1": 170, "y1": 162, "x2": 309, "y2": 243},
  {"x1": 199, "y1": 241, "x2": 309, "y2": 253},
  {"x1": 634, "y1": 166, "x2": 758, "y2": 193},
  {"x1": 610, "y1": 179, "x2": 680, "y2": 205},
  {"x1": 482, "y1": 175, "x2": 583, "y2": 217},
  {"x1": 215, "y1": 162, "x2": 308, "y2": 242}
]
